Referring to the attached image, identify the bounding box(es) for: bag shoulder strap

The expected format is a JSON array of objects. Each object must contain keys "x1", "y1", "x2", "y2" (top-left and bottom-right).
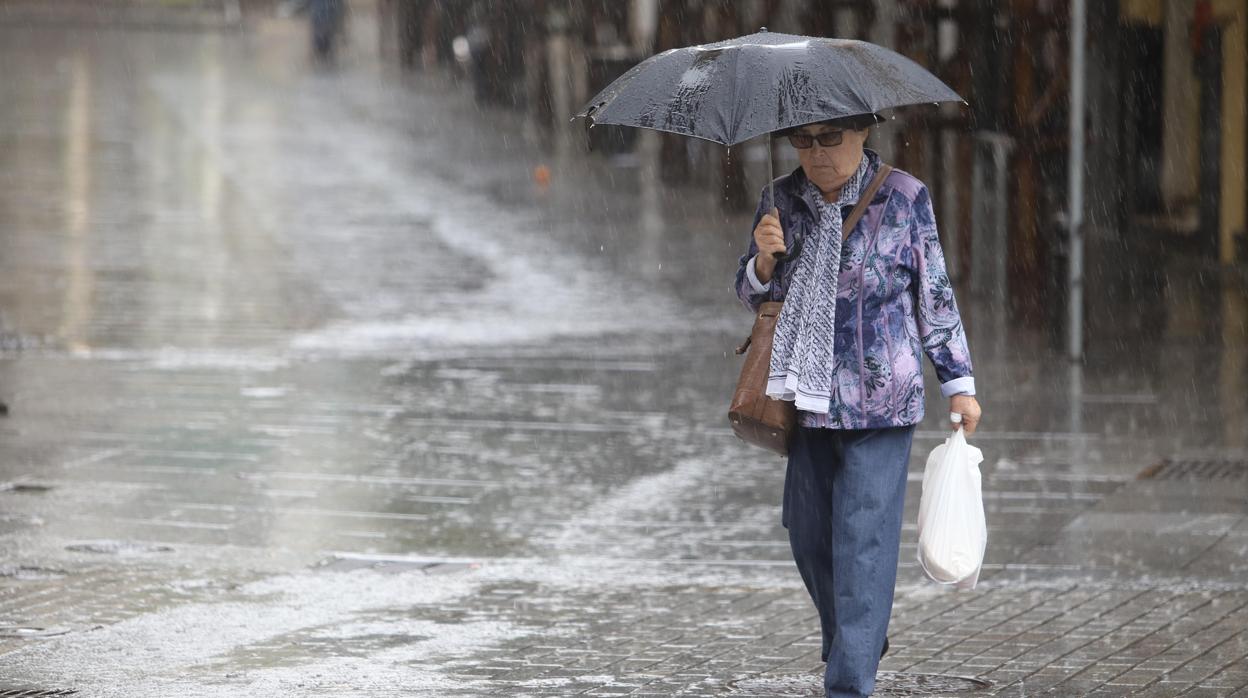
[{"x1": 841, "y1": 164, "x2": 894, "y2": 242}]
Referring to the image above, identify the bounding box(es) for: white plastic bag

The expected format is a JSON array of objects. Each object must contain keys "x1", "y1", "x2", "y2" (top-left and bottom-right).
[{"x1": 917, "y1": 425, "x2": 986, "y2": 589}]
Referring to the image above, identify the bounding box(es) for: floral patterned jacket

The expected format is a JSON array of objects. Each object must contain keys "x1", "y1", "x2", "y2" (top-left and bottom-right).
[{"x1": 734, "y1": 149, "x2": 975, "y2": 430}]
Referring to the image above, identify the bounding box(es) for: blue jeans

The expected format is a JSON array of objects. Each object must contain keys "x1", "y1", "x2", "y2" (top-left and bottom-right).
[{"x1": 783, "y1": 425, "x2": 916, "y2": 698}]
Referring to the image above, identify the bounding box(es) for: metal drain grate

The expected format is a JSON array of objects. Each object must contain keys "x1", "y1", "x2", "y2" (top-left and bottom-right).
[
  {"x1": 0, "y1": 688, "x2": 78, "y2": 696},
  {"x1": 1139, "y1": 456, "x2": 1248, "y2": 480},
  {"x1": 729, "y1": 671, "x2": 990, "y2": 695}
]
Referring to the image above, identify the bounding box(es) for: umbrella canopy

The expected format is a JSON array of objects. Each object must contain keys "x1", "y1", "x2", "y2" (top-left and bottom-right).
[{"x1": 575, "y1": 30, "x2": 963, "y2": 145}]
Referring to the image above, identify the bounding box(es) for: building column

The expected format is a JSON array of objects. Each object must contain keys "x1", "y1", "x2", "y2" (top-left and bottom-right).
[
  {"x1": 1214, "y1": 0, "x2": 1246, "y2": 265},
  {"x1": 1160, "y1": 1, "x2": 1199, "y2": 210}
]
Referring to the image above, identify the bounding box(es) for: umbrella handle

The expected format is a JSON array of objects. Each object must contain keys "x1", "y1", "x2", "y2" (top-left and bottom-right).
[
  {"x1": 763, "y1": 135, "x2": 803, "y2": 263},
  {"x1": 772, "y1": 230, "x2": 803, "y2": 262}
]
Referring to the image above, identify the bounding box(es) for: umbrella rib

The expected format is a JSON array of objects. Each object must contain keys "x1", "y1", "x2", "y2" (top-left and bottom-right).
[
  {"x1": 581, "y1": 115, "x2": 734, "y2": 146},
  {"x1": 727, "y1": 46, "x2": 745, "y2": 146}
]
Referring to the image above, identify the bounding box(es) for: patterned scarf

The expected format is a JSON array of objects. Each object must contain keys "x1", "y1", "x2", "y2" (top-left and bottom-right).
[{"x1": 766, "y1": 155, "x2": 872, "y2": 414}]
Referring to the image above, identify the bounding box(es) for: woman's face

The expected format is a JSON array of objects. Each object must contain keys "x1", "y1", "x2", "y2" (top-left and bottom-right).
[{"x1": 790, "y1": 123, "x2": 869, "y2": 196}]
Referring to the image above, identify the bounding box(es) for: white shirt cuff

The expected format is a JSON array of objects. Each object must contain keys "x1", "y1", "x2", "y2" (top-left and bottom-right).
[
  {"x1": 746, "y1": 255, "x2": 772, "y2": 294},
  {"x1": 940, "y1": 376, "x2": 976, "y2": 398}
]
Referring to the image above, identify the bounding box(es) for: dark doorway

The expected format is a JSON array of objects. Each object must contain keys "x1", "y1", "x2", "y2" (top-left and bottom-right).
[
  {"x1": 1120, "y1": 24, "x2": 1164, "y2": 218},
  {"x1": 1195, "y1": 22, "x2": 1223, "y2": 260}
]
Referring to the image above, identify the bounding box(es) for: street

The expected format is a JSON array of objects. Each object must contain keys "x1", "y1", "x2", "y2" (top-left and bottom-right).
[{"x1": 1, "y1": 11, "x2": 1247, "y2": 697}]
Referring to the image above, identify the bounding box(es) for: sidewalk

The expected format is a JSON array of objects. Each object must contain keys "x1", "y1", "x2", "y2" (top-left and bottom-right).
[
  {"x1": 0, "y1": 16, "x2": 1246, "y2": 698},
  {"x1": 0, "y1": 0, "x2": 241, "y2": 30}
]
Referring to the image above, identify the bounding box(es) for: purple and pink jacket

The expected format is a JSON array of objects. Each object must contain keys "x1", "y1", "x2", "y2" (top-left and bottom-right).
[{"x1": 734, "y1": 149, "x2": 975, "y2": 430}]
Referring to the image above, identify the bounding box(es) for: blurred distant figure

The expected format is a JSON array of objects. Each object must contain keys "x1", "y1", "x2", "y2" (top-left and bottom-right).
[{"x1": 281, "y1": 0, "x2": 347, "y2": 60}]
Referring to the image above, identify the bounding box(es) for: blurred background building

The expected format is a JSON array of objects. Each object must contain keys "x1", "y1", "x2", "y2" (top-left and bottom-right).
[
  {"x1": 370, "y1": 0, "x2": 1247, "y2": 336},
  {"x1": 1, "y1": 0, "x2": 1243, "y2": 341}
]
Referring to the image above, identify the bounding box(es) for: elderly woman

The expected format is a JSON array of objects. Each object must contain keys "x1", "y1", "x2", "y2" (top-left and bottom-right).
[{"x1": 734, "y1": 116, "x2": 983, "y2": 697}]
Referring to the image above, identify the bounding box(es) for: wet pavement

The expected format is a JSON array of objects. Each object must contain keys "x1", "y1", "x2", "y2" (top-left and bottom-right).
[{"x1": 1, "y1": 11, "x2": 1247, "y2": 698}]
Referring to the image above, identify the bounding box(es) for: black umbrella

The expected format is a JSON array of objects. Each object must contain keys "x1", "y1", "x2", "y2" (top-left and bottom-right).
[{"x1": 574, "y1": 29, "x2": 964, "y2": 259}]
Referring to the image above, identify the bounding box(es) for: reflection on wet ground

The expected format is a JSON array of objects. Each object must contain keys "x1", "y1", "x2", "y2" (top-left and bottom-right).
[{"x1": 0, "y1": 15, "x2": 1246, "y2": 697}]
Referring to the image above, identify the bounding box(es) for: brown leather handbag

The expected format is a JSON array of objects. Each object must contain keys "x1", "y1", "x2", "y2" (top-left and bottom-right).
[{"x1": 728, "y1": 164, "x2": 894, "y2": 456}]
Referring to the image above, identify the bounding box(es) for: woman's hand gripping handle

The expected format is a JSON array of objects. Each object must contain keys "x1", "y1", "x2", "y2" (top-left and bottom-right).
[{"x1": 753, "y1": 208, "x2": 786, "y2": 282}]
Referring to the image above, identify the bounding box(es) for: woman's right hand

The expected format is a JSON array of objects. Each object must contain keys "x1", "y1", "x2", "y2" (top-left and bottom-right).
[{"x1": 753, "y1": 208, "x2": 785, "y2": 280}]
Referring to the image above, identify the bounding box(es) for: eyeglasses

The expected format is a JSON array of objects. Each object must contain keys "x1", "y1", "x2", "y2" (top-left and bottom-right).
[{"x1": 786, "y1": 130, "x2": 844, "y2": 149}]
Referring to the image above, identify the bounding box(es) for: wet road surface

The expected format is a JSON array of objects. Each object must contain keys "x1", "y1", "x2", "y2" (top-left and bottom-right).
[{"x1": 1, "y1": 12, "x2": 1247, "y2": 697}]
